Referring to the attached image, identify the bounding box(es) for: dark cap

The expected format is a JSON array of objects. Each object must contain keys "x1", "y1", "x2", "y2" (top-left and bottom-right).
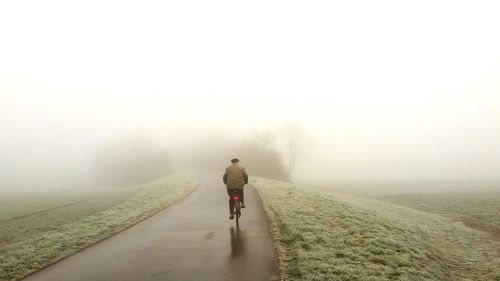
[{"x1": 231, "y1": 158, "x2": 239, "y2": 163}]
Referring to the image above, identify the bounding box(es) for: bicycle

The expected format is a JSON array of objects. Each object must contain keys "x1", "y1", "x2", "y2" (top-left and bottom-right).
[{"x1": 229, "y1": 190, "x2": 242, "y2": 227}]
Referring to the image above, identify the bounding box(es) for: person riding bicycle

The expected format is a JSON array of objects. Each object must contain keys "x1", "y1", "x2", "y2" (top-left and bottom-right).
[{"x1": 223, "y1": 158, "x2": 248, "y2": 220}]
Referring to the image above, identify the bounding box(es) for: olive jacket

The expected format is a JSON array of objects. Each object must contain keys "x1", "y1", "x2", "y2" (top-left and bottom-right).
[{"x1": 223, "y1": 163, "x2": 248, "y2": 190}]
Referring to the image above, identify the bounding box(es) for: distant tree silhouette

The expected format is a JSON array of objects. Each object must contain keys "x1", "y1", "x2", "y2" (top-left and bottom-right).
[
  {"x1": 177, "y1": 130, "x2": 288, "y2": 181},
  {"x1": 282, "y1": 123, "x2": 313, "y2": 181},
  {"x1": 93, "y1": 135, "x2": 172, "y2": 186},
  {"x1": 176, "y1": 129, "x2": 238, "y2": 171},
  {"x1": 236, "y1": 131, "x2": 288, "y2": 181}
]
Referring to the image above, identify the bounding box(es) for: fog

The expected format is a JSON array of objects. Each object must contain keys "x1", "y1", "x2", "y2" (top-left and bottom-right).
[{"x1": 2, "y1": 1, "x2": 500, "y2": 190}]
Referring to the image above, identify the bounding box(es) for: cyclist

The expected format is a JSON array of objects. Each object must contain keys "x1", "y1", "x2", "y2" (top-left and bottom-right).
[{"x1": 223, "y1": 158, "x2": 248, "y2": 219}]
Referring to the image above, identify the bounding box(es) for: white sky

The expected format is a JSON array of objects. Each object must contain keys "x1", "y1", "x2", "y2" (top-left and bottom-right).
[{"x1": 1, "y1": 0, "x2": 500, "y2": 185}]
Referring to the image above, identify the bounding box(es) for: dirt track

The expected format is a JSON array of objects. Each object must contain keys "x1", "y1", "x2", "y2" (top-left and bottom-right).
[{"x1": 22, "y1": 172, "x2": 279, "y2": 281}]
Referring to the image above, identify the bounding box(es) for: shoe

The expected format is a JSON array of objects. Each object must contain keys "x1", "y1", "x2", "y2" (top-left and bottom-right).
[
  {"x1": 241, "y1": 203, "x2": 246, "y2": 208},
  {"x1": 229, "y1": 214, "x2": 234, "y2": 220}
]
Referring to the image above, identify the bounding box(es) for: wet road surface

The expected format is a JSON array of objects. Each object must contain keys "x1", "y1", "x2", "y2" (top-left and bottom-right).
[{"x1": 23, "y1": 172, "x2": 279, "y2": 281}]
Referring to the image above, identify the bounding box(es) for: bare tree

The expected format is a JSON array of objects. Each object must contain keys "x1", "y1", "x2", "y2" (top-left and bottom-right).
[{"x1": 282, "y1": 123, "x2": 313, "y2": 181}]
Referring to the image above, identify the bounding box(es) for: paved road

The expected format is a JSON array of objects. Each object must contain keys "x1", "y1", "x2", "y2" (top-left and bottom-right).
[{"x1": 23, "y1": 172, "x2": 279, "y2": 281}]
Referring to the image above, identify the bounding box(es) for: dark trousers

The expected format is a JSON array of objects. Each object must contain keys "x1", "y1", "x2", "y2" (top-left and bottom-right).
[{"x1": 227, "y1": 189, "x2": 244, "y2": 214}]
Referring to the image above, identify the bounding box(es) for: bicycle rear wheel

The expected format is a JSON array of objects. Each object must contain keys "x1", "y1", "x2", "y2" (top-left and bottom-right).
[{"x1": 235, "y1": 201, "x2": 241, "y2": 227}]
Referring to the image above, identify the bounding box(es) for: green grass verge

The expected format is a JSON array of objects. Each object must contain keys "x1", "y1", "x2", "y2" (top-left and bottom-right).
[
  {"x1": 252, "y1": 178, "x2": 500, "y2": 281},
  {"x1": 0, "y1": 175, "x2": 198, "y2": 281}
]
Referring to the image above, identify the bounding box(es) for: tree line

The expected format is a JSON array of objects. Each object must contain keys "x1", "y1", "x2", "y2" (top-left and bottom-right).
[{"x1": 93, "y1": 124, "x2": 311, "y2": 186}]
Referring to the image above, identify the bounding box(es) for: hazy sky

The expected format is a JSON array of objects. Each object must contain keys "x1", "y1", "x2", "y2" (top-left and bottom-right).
[{"x1": 1, "y1": 0, "x2": 500, "y2": 186}]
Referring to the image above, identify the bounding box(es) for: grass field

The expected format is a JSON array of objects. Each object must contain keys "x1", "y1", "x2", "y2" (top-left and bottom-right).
[
  {"x1": 252, "y1": 178, "x2": 500, "y2": 281},
  {"x1": 380, "y1": 193, "x2": 500, "y2": 240},
  {"x1": 0, "y1": 189, "x2": 138, "y2": 246},
  {"x1": 0, "y1": 175, "x2": 198, "y2": 281}
]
